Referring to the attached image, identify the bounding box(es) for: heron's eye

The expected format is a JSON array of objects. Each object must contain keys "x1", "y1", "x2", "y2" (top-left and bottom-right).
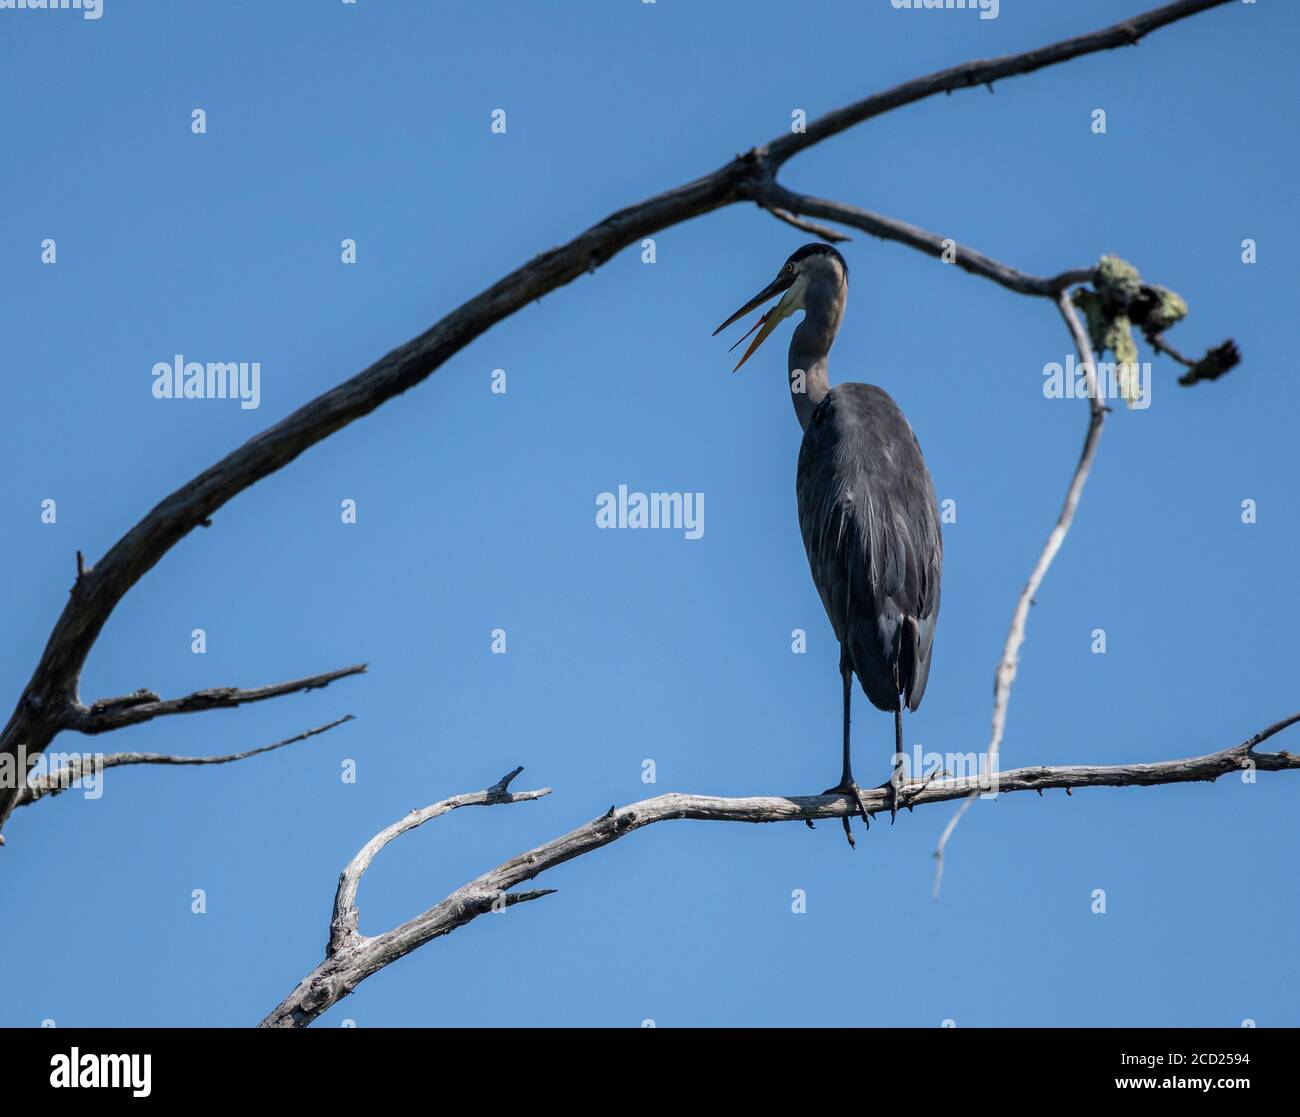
[{"x1": 784, "y1": 263, "x2": 793, "y2": 274}]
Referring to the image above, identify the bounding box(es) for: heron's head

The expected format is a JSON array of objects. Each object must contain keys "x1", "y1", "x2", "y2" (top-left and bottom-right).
[{"x1": 712, "y1": 243, "x2": 848, "y2": 372}]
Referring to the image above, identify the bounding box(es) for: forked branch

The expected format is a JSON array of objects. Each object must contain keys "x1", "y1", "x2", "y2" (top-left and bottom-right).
[
  {"x1": 327, "y1": 766, "x2": 554, "y2": 955},
  {"x1": 262, "y1": 713, "x2": 1300, "y2": 1027},
  {"x1": 0, "y1": 0, "x2": 1235, "y2": 836}
]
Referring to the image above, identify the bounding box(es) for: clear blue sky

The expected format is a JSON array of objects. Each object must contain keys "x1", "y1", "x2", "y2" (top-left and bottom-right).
[{"x1": 2, "y1": 0, "x2": 1296, "y2": 1028}]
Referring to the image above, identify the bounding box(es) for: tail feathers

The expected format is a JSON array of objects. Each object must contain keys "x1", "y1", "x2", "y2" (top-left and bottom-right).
[{"x1": 898, "y1": 615, "x2": 922, "y2": 711}]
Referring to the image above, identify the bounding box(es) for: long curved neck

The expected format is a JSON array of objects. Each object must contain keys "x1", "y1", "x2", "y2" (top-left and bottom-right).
[{"x1": 787, "y1": 291, "x2": 842, "y2": 431}]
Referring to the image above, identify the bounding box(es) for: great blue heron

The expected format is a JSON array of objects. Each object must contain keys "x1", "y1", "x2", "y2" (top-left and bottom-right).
[{"x1": 714, "y1": 243, "x2": 942, "y2": 846}]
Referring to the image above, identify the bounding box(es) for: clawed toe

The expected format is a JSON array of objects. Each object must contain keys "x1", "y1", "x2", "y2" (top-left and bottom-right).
[
  {"x1": 879, "y1": 778, "x2": 901, "y2": 824},
  {"x1": 822, "y1": 782, "x2": 872, "y2": 848}
]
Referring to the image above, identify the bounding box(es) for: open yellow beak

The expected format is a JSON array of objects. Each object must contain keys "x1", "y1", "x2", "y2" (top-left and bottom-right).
[{"x1": 713, "y1": 271, "x2": 796, "y2": 372}]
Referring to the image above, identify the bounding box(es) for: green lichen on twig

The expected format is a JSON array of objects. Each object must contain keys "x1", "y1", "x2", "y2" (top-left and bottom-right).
[
  {"x1": 1072, "y1": 256, "x2": 1144, "y2": 406},
  {"x1": 1070, "y1": 255, "x2": 1238, "y2": 402},
  {"x1": 1133, "y1": 284, "x2": 1188, "y2": 335}
]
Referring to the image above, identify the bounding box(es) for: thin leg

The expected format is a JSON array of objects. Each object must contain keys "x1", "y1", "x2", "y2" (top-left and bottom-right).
[
  {"x1": 840, "y1": 655, "x2": 854, "y2": 789},
  {"x1": 889, "y1": 705, "x2": 903, "y2": 824},
  {"x1": 822, "y1": 648, "x2": 870, "y2": 847},
  {"x1": 891, "y1": 708, "x2": 946, "y2": 814}
]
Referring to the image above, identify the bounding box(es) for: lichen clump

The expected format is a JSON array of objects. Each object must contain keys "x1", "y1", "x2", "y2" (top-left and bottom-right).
[{"x1": 1071, "y1": 255, "x2": 1188, "y2": 408}]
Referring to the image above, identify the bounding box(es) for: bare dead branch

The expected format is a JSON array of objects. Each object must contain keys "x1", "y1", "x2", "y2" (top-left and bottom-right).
[
  {"x1": 13, "y1": 716, "x2": 354, "y2": 809},
  {"x1": 764, "y1": 0, "x2": 1233, "y2": 167},
  {"x1": 0, "y1": 0, "x2": 1233, "y2": 836},
  {"x1": 932, "y1": 292, "x2": 1107, "y2": 898},
  {"x1": 760, "y1": 205, "x2": 852, "y2": 243},
  {"x1": 262, "y1": 712, "x2": 1300, "y2": 1027},
  {"x1": 66, "y1": 665, "x2": 367, "y2": 735},
  {"x1": 327, "y1": 766, "x2": 553, "y2": 955},
  {"x1": 1148, "y1": 333, "x2": 1242, "y2": 385},
  {"x1": 754, "y1": 182, "x2": 1096, "y2": 297}
]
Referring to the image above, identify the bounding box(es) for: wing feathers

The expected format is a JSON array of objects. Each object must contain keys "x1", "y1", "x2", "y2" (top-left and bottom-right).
[{"x1": 796, "y1": 384, "x2": 942, "y2": 713}]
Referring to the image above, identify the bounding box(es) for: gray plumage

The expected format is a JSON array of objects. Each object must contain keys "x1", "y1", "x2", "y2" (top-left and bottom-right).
[
  {"x1": 796, "y1": 382, "x2": 941, "y2": 714},
  {"x1": 715, "y1": 242, "x2": 942, "y2": 834}
]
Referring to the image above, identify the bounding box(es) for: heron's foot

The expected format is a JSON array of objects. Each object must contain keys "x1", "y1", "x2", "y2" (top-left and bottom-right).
[
  {"x1": 878, "y1": 777, "x2": 902, "y2": 825},
  {"x1": 883, "y1": 765, "x2": 947, "y2": 822},
  {"x1": 822, "y1": 781, "x2": 872, "y2": 849}
]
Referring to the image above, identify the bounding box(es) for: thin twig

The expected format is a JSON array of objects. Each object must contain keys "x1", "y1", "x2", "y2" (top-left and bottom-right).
[
  {"x1": 932, "y1": 291, "x2": 1107, "y2": 899},
  {"x1": 761, "y1": 205, "x2": 852, "y2": 243},
  {"x1": 755, "y1": 182, "x2": 1096, "y2": 297},
  {"x1": 15, "y1": 716, "x2": 354, "y2": 808},
  {"x1": 1148, "y1": 332, "x2": 1242, "y2": 385},
  {"x1": 67, "y1": 665, "x2": 367, "y2": 734}
]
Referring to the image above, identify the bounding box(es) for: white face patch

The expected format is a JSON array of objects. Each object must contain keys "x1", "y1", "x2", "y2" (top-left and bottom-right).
[{"x1": 772, "y1": 270, "x2": 809, "y2": 324}]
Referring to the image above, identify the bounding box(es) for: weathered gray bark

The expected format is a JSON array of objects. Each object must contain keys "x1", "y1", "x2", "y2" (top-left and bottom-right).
[{"x1": 261, "y1": 715, "x2": 1300, "y2": 1027}]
